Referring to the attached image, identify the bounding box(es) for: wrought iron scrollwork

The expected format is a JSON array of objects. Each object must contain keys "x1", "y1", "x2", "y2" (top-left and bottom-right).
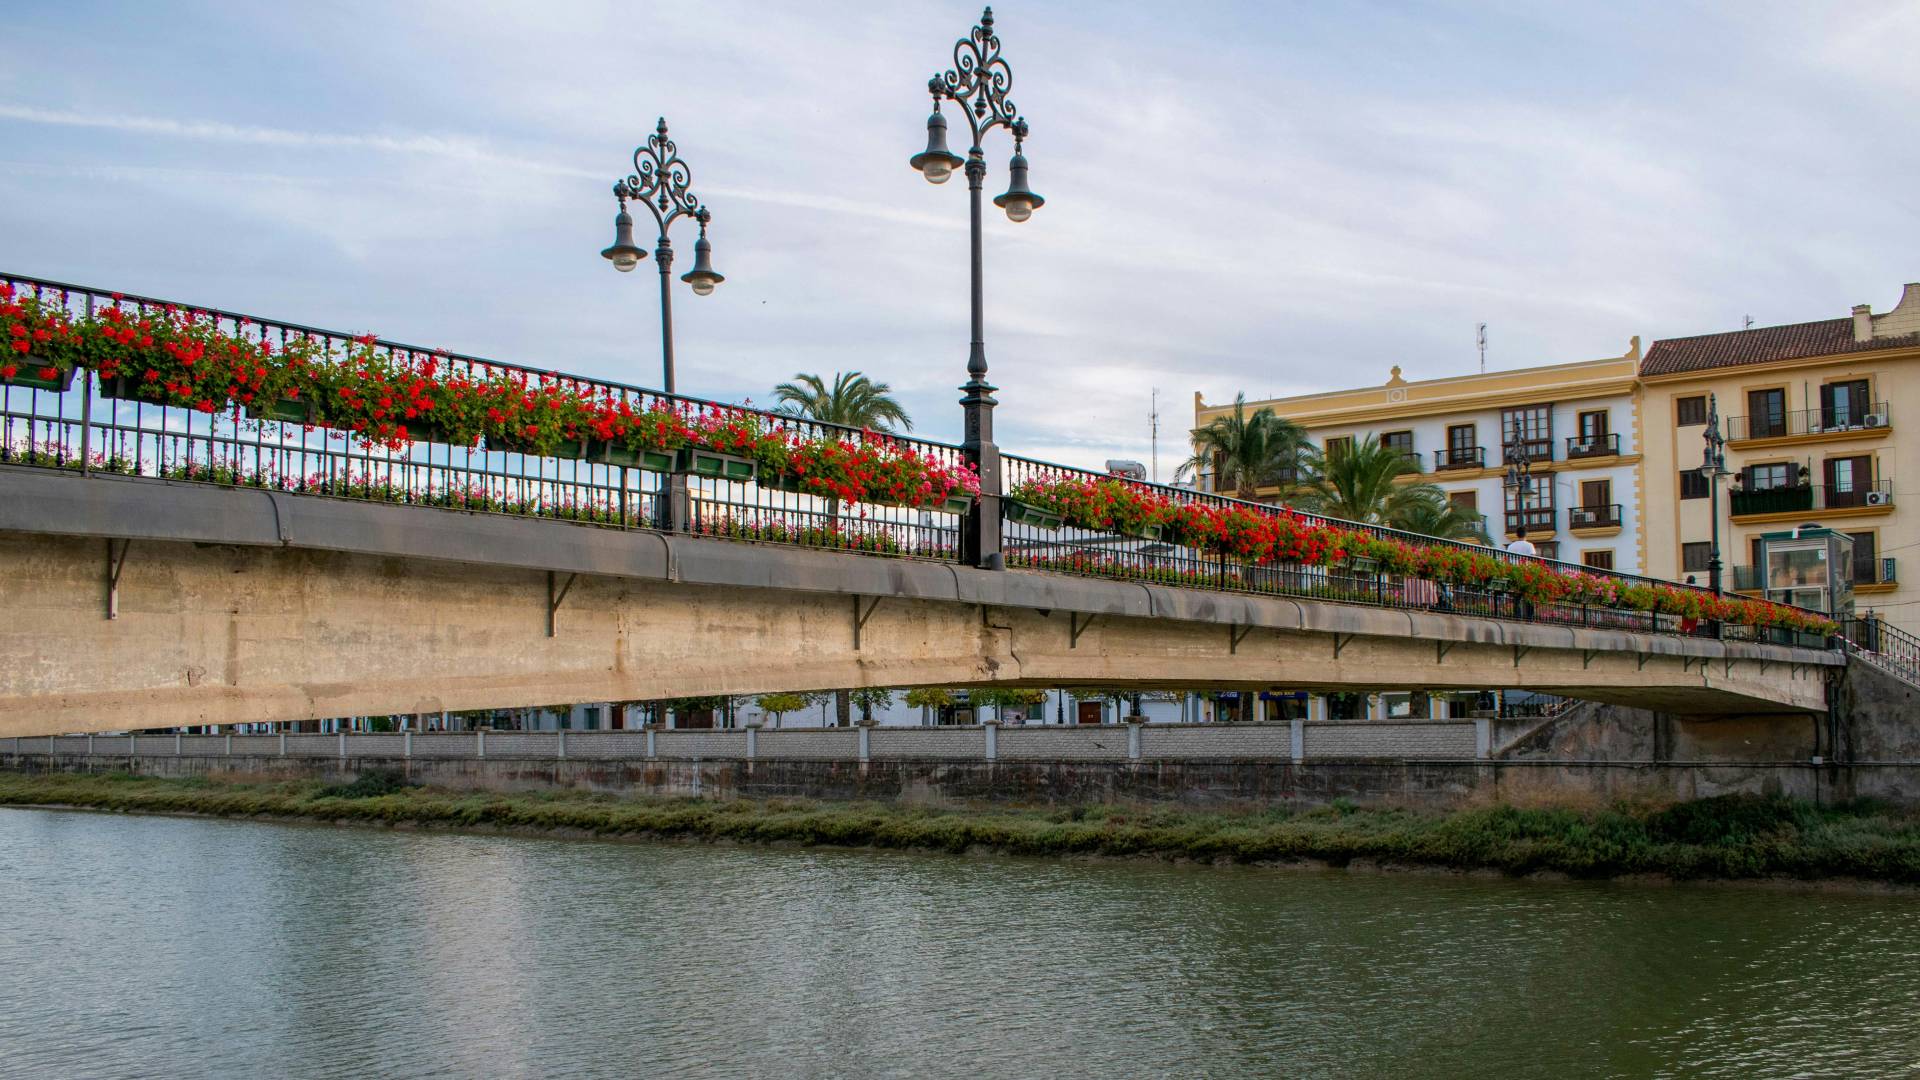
[
  {"x1": 932, "y1": 6, "x2": 1022, "y2": 147},
  {"x1": 615, "y1": 117, "x2": 702, "y2": 232}
]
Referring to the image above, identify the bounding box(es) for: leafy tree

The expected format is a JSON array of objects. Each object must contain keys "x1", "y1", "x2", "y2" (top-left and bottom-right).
[
  {"x1": 1392, "y1": 488, "x2": 1491, "y2": 543},
  {"x1": 849, "y1": 687, "x2": 895, "y2": 725},
  {"x1": 772, "y1": 371, "x2": 913, "y2": 432},
  {"x1": 1179, "y1": 393, "x2": 1310, "y2": 500},
  {"x1": 754, "y1": 692, "x2": 820, "y2": 726},
  {"x1": 1296, "y1": 433, "x2": 1449, "y2": 529},
  {"x1": 903, "y1": 688, "x2": 956, "y2": 709}
]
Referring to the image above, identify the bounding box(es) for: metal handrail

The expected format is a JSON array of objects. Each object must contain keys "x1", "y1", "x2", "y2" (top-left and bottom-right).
[{"x1": 1728, "y1": 402, "x2": 1891, "y2": 441}]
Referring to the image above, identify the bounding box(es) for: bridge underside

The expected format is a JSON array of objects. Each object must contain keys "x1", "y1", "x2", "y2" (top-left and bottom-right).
[{"x1": 0, "y1": 470, "x2": 1838, "y2": 736}]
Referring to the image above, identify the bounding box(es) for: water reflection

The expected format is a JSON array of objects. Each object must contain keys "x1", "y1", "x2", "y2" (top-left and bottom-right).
[{"x1": 2, "y1": 808, "x2": 1917, "y2": 1079}]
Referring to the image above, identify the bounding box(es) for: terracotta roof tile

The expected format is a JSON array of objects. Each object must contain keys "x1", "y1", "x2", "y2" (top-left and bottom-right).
[{"x1": 1642, "y1": 318, "x2": 1920, "y2": 376}]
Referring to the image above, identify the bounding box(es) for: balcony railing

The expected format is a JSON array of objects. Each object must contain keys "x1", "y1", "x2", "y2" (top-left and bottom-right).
[
  {"x1": 1503, "y1": 506, "x2": 1555, "y2": 534},
  {"x1": 1568, "y1": 503, "x2": 1622, "y2": 529},
  {"x1": 1501, "y1": 438, "x2": 1553, "y2": 464},
  {"x1": 1433, "y1": 446, "x2": 1484, "y2": 471},
  {"x1": 1565, "y1": 433, "x2": 1620, "y2": 460},
  {"x1": 1388, "y1": 448, "x2": 1423, "y2": 473},
  {"x1": 1728, "y1": 403, "x2": 1891, "y2": 442},
  {"x1": 1730, "y1": 481, "x2": 1894, "y2": 517}
]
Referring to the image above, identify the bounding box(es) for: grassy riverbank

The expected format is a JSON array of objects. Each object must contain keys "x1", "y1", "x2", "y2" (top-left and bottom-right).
[{"x1": 5, "y1": 771, "x2": 1920, "y2": 883}]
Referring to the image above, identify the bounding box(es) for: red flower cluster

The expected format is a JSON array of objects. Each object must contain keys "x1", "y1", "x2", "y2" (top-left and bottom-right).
[{"x1": 1009, "y1": 472, "x2": 1836, "y2": 636}]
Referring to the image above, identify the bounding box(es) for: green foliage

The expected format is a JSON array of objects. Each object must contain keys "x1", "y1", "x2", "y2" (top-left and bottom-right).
[
  {"x1": 1294, "y1": 433, "x2": 1441, "y2": 528},
  {"x1": 903, "y1": 688, "x2": 956, "y2": 709},
  {"x1": 969, "y1": 688, "x2": 1048, "y2": 708},
  {"x1": 848, "y1": 687, "x2": 895, "y2": 710},
  {"x1": 754, "y1": 692, "x2": 818, "y2": 718},
  {"x1": 772, "y1": 371, "x2": 913, "y2": 432},
  {"x1": 1179, "y1": 393, "x2": 1310, "y2": 498},
  {"x1": 6, "y1": 775, "x2": 1920, "y2": 883},
  {"x1": 315, "y1": 768, "x2": 412, "y2": 799},
  {"x1": 1391, "y1": 488, "x2": 1492, "y2": 542}
]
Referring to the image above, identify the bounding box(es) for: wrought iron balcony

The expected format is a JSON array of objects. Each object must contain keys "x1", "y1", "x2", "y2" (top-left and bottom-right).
[
  {"x1": 1568, "y1": 503, "x2": 1621, "y2": 529},
  {"x1": 1730, "y1": 481, "x2": 1893, "y2": 517},
  {"x1": 1565, "y1": 433, "x2": 1620, "y2": 460},
  {"x1": 1433, "y1": 446, "x2": 1484, "y2": 471},
  {"x1": 1504, "y1": 506, "x2": 1555, "y2": 534},
  {"x1": 1727, "y1": 402, "x2": 1890, "y2": 442},
  {"x1": 1501, "y1": 438, "x2": 1553, "y2": 464}
]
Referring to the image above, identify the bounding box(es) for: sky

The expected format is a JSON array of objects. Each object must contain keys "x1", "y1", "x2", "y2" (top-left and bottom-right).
[{"x1": 1, "y1": 1, "x2": 1916, "y2": 474}]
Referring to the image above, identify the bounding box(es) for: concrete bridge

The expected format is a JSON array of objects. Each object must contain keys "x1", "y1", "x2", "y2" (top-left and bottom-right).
[{"x1": 0, "y1": 466, "x2": 1840, "y2": 737}]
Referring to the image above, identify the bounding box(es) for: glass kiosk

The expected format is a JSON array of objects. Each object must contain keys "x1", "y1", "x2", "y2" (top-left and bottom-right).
[{"x1": 1755, "y1": 525, "x2": 1855, "y2": 620}]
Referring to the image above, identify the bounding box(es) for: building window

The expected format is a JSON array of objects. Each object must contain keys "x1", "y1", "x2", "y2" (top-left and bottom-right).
[
  {"x1": 1580, "y1": 478, "x2": 1612, "y2": 507},
  {"x1": 1680, "y1": 470, "x2": 1709, "y2": 500},
  {"x1": 1501, "y1": 405, "x2": 1552, "y2": 461},
  {"x1": 1676, "y1": 396, "x2": 1708, "y2": 426},
  {"x1": 1448, "y1": 489, "x2": 1477, "y2": 511},
  {"x1": 1324, "y1": 435, "x2": 1353, "y2": 459},
  {"x1": 1744, "y1": 462, "x2": 1793, "y2": 491},
  {"x1": 1582, "y1": 550, "x2": 1615, "y2": 570},
  {"x1": 1682, "y1": 542, "x2": 1712, "y2": 573},
  {"x1": 1382, "y1": 429, "x2": 1415, "y2": 464},
  {"x1": 1746, "y1": 387, "x2": 1787, "y2": 439},
  {"x1": 1825, "y1": 454, "x2": 1874, "y2": 507},
  {"x1": 1535, "y1": 541, "x2": 1560, "y2": 561},
  {"x1": 1851, "y1": 531, "x2": 1878, "y2": 584},
  {"x1": 1822, "y1": 379, "x2": 1872, "y2": 429},
  {"x1": 1578, "y1": 410, "x2": 1609, "y2": 440}
]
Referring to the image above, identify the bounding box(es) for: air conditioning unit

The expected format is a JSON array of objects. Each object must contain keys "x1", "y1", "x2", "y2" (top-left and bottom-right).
[
  {"x1": 1865, "y1": 412, "x2": 1889, "y2": 428},
  {"x1": 1866, "y1": 490, "x2": 1892, "y2": 507}
]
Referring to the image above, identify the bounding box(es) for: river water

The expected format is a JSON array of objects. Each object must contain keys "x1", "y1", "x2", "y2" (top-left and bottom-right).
[{"x1": 2, "y1": 808, "x2": 1918, "y2": 1079}]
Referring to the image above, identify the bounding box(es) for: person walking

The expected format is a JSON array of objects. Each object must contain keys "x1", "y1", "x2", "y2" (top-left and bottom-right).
[{"x1": 1504, "y1": 526, "x2": 1537, "y2": 619}]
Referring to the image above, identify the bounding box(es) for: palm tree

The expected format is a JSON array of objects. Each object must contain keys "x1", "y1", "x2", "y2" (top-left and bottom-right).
[
  {"x1": 1296, "y1": 434, "x2": 1448, "y2": 529},
  {"x1": 772, "y1": 371, "x2": 913, "y2": 432},
  {"x1": 771, "y1": 371, "x2": 911, "y2": 729},
  {"x1": 1178, "y1": 394, "x2": 1310, "y2": 500},
  {"x1": 1393, "y1": 488, "x2": 1492, "y2": 543}
]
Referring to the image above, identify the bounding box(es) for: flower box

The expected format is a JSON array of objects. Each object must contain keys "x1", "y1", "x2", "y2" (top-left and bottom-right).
[
  {"x1": 1004, "y1": 498, "x2": 1064, "y2": 530},
  {"x1": 244, "y1": 397, "x2": 316, "y2": 425},
  {"x1": 1347, "y1": 556, "x2": 1380, "y2": 576},
  {"x1": 1130, "y1": 523, "x2": 1164, "y2": 541},
  {"x1": 677, "y1": 446, "x2": 756, "y2": 482},
  {"x1": 589, "y1": 440, "x2": 674, "y2": 471},
  {"x1": 490, "y1": 433, "x2": 587, "y2": 460},
  {"x1": 98, "y1": 374, "x2": 145, "y2": 402},
  {"x1": 938, "y1": 491, "x2": 976, "y2": 515},
  {"x1": 1, "y1": 360, "x2": 76, "y2": 393},
  {"x1": 763, "y1": 472, "x2": 811, "y2": 494}
]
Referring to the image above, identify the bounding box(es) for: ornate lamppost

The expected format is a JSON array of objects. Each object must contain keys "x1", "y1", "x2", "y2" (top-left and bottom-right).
[
  {"x1": 909, "y1": 6, "x2": 1045, "y2": 568},
  {"x1": 601, "y1": 117, "x2": 725, "y2": 394},
  {"x1": 1503, "y1": 444, "x2": 1534, "y2": 543},
  {"x1": 1702, "y1": 392, "x2": 1731, "y2": 596}
]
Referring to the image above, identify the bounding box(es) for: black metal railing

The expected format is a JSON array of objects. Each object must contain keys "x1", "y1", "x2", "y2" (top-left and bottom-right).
[
  {"x1": 1, "y1": 271, "x2": 1836, "y2": 647},
  {"x1": 0, "y1": 273, "x2": 968, "y2": 562},
  {"x1": 1503, "y1": 505, "x2": 1556, "y2": 535},
  {"x1": 995, "y1": 453, "x2": 1814, "y2": 643},
  {"x1": 1730, "y1": 481, "x2": 1893, "y2": 517},
  {"x1": 1502, "y1": 438, "x2": 1553, "y2": 464},
  {"x1": 1728, "y1": 402, "x2": 1890, "y2": 442},
  {"x1": 1433, "y1": 446, "x2": 1484, "y2": 471},
  {"x1": 1568, "y1": 503, "x2": 1621, "y2": 529},
  {"x1": 1842, "y1": 616, "x2": 1920, "y2": 688},
  {"x1": 1565, "y1": 433, "x2": 1619, "y2": 459}
]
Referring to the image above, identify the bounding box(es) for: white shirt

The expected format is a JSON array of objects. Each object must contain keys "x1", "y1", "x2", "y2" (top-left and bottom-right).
[{"x1": 1506, "y1": 539, "x2": 1538, "y2": 557}]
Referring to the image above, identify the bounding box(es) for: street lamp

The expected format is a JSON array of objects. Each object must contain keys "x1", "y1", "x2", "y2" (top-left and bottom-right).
[
  {"x1": 601, "y1": 117, "x2": 724, "y2": 394},
  {"x1": 1702, "y1": 392, "x2": 1732, "y2": 595},
  {"x1": 1503, "y1": 444, "x2": 1533, "y2": 542},
  {"x1": 910, "y1": 6, "x2": 1044, "y2": 568}
]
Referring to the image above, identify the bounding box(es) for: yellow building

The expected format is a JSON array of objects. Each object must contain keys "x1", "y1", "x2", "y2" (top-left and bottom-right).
[
  {"x1": 1193, "y1": 342, "x2": 1646, "y2": 571},
  {"x1": 1640, "y1": 283, "x2": 1920, "y2": 632}
]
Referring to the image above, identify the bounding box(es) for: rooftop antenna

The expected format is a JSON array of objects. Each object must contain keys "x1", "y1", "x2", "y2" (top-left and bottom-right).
[
  {"x1": 1149, "y1": 387, "x2": 1161, "y2": 484},
  {"x1": 1476, "y1": 322, "x2": 1488, "y2": 373},
  {"x1": 1743, "y1": 314, "x2": 1755, "y2": 329}
]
